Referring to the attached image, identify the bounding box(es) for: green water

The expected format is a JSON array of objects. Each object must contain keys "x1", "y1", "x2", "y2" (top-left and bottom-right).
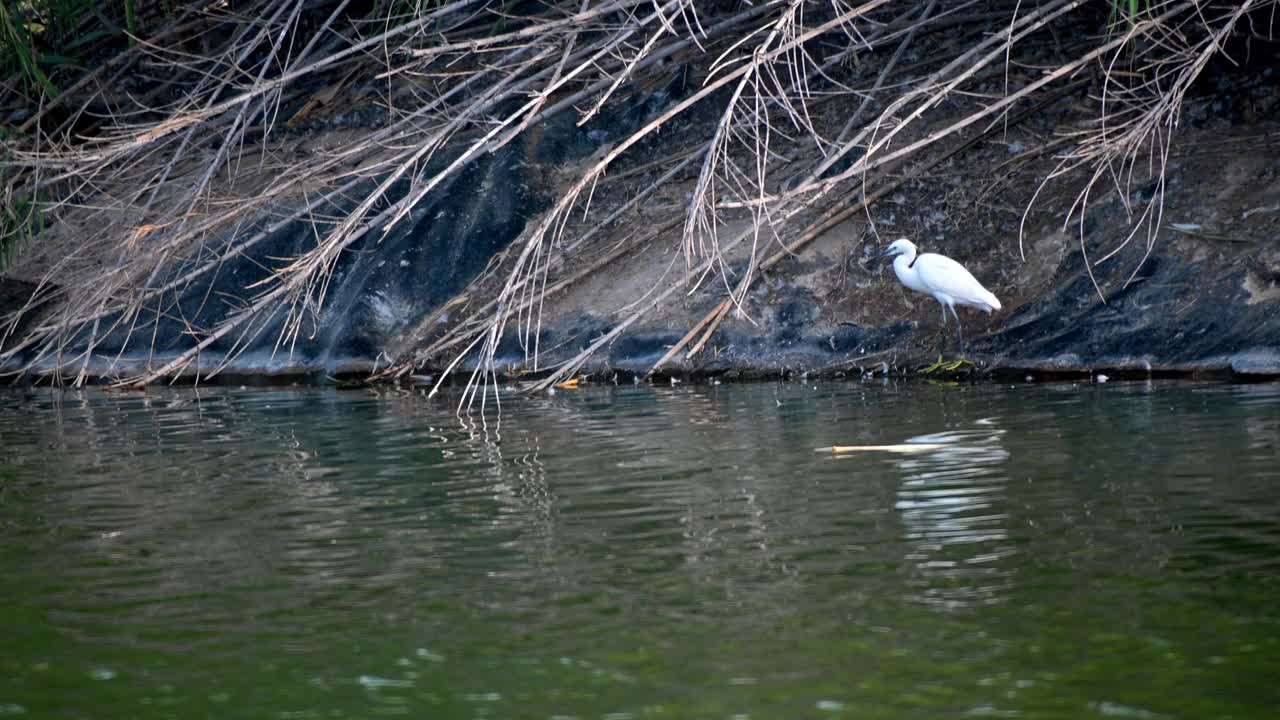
[{"x1": 1, "y1": 381, "x2": 1278, "y2": 719}]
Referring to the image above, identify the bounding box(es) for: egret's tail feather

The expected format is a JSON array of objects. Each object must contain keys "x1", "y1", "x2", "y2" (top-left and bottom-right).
[{"x1": 981, "y1": 289, "x2": 1001, "y2": 312}]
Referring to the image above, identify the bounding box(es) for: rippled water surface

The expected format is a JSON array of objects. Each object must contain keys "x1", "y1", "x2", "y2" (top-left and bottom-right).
[{"x1": 2, "y1": 381, "x2": 1280, "y2": 719}]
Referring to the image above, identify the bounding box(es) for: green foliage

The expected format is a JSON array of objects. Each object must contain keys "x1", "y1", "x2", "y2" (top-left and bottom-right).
[
  {"x1": 0, "y1": 3, "x2": 60, "y2": 98},
  {"x1": 0, "y1": 1, "x2": 149, "y2": 268},
  {"x1": 0, "y1": 180, "x2": 44, "y2": 272},
  {"x1": 1108, "y1": 0, "x2": 1145, "y2": 36},
  {"x1": 0, "y1": 202, "x2": 42, "y2": 273},
  {"x1": 0, "y1": 0, "x2": 146, "y2": 100},
  {"x1": 124, "y1": 0, "x2": 136, "y2": 46}
]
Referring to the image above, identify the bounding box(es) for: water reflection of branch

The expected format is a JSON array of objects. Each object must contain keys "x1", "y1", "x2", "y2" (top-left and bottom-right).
[{"x1": 454, "y1": 409, "x2": 557, "y2": 527}]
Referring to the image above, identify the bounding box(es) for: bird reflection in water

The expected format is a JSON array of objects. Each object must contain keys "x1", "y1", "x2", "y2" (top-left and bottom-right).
[{"x1": 892, "y1": 420, "x2": 1014, "y2": 609}]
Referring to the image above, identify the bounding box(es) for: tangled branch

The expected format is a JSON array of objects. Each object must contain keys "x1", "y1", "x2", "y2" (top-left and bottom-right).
[{"x1": 0, "y1": 0, "x2": 1271, "y2": 395}]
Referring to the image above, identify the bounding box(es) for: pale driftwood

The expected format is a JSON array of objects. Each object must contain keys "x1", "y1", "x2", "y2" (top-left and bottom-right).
[{"x1": 816, "y1": 444, "x2": 950, "y2": 454}]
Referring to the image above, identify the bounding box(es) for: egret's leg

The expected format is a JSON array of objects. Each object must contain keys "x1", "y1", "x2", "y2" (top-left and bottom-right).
[
  {"x1": 949, "y1": 305, "x2": 965, "y2": 355},
  {"x1": 936, "y1": 301, "x2": 951, "y2": 358}
]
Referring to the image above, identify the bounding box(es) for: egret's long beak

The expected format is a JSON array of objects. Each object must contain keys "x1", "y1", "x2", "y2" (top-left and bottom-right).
[{"x1": 880, "y1": 247, "x2": 897, "y2": 260}]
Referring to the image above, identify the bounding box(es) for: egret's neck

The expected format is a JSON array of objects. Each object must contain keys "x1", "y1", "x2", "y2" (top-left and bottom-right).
[
  {"x1": 893, "y1": 253, "x2": 917, "y2": 277},
  {"x1": 893, "y1": 253, "x2": 926, "y2": 293}
]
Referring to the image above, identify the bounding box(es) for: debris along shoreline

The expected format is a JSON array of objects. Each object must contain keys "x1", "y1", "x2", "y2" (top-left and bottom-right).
[{"x1": 2, "y1": 2, "x2": 1278, "y2": 388}]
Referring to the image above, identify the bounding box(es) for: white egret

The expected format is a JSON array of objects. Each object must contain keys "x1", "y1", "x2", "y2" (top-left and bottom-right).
[{"x1": 882, "y1": 238, "x2": 1001, "y2": 354}]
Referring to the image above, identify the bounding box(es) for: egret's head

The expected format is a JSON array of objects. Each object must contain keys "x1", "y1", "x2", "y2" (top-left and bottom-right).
[{"x1": 882, "y1": 238, "x2": 917, "y2": 259}]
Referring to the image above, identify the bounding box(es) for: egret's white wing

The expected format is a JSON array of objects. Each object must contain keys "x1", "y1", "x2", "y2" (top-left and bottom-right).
[{"x1": 915, "y1": 253, "x2": 1000, "y2": 310}]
